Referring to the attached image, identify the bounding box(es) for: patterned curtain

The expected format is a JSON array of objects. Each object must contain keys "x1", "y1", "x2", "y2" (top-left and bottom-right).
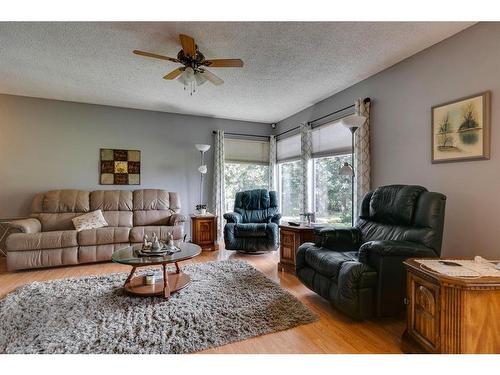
[
  {"x1": 212, "y1": 130, "x2": 225, "y2": 240},
  {"x1": 300, "y1": 122, "x2": 312, "y2": 215},
  {"x1": 268, "y1": 135, "x2": 277, "y2": 191},
  {"x1": 354, "y1": 98, "x2": 371, "y2": 221}
]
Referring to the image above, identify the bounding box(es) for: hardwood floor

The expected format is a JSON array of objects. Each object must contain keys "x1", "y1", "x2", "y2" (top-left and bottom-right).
[{"x1": 0, "y1": 249, "x2": 405, "y2": 354}]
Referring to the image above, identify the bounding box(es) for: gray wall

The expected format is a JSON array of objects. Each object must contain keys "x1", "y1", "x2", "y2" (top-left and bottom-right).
[
  {"x1": 276, "y1": 22, "x2": 500, "y2": 258},
  {"x1": 0, "y1": 95, "x2": 271, "y2": 236}
]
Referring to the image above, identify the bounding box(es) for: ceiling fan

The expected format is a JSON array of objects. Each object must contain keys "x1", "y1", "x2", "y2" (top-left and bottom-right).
[{"x1": 133, "y1": 34, "x2": 244, "y2": 94}]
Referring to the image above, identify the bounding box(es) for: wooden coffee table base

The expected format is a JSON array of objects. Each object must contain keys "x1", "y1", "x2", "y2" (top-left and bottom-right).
[{"x1": 123, "y1": 263, "x2": 191, "y2": 299}]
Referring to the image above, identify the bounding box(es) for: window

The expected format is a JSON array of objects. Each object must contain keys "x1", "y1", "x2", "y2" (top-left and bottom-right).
[
  {"x1": 313, "y1": 154, "x2": 352, "y2": 227},
  {"x1": 311, "y1": 119, "x2": 353, "y2": 226},
  {"x1": 278, "y1": 160, "x2": 302, "y2": 221},
  {"x1": 276, "y1": 132, "x2": 302, "y2": 221},
  {"x1": 224, "y1": 162, "x2": 269, "y2": 212},
  {"x1": 276, "y1": 117, "x2": 354, "y2": 225},
  {"x1": 223, "y1": 137, "x2": 270, "y2": 212}
]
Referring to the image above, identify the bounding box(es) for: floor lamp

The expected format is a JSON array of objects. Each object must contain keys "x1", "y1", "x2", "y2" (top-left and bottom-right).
[
  {"x1": 195, "y1": 144, "x2": 211, "y2": 209},
  {"x1": 339, "y1": 114, "x2": 366, "y2": 226}
]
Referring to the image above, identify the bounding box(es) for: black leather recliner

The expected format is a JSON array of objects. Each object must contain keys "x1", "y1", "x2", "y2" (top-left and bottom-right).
[
  {"x1": 296, "y1": 185, "x2": 446, "y2": 319},
  {"x1": 224, "y1": 189, "x2": 281, "y2": 252}
]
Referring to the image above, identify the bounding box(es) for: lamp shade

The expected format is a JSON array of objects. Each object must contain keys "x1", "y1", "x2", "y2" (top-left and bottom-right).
[
  {"x1": 339, "y1": 162, "x2": 354, "y2": 176},
  {"x1": 341, "y1": 114, "x2": 366, "y2": 129},
  {"x1": 195, "y1": 144, "x2": 211, "y2": 152}
]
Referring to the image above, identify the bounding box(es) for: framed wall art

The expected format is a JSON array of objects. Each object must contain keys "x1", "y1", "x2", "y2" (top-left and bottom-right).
[
  {"x1": 432, "y1": 91, "x2": 490, "y2": 163},
  {"x1": 100, "y1": 148, "x2": 141, "y2": 185}
]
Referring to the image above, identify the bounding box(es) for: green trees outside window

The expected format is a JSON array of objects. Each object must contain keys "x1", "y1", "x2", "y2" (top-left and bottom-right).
[
  {"x1": 313, "y1": 154, "x2": 352, "y2": 227},
  {"x1": 279, "y1": 160, "x2": 303, "y2": 221},
  {"x1": 224, "y1": 155, "x2": 352, "y2": 226},
  {"x1": 224, "y1": 162, "x2": 269, "y2": 212}
]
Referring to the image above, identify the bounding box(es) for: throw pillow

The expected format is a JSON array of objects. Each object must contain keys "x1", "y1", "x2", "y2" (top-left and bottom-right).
[{"x1": 72, "y1": 210, "x2": 108, "y2": 232}]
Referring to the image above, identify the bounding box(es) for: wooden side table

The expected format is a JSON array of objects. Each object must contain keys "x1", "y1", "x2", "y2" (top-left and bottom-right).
[
  {"x1": 402, "y1": 258, "x2": 500, "y2": 353},
  {"x1": 190, "y1": 214, "x2": 219, "y2": 251},
  {"x1": 278, "y1": 224, "x2": 315, "y2": 273}
]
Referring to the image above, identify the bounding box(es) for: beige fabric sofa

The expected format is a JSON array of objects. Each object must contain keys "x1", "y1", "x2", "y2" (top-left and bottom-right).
[{"x1": 5, "y1": 189, "x2": 187, "y2": 271}]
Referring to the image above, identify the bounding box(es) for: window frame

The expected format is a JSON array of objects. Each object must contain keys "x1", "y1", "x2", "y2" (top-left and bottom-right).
[
  {"x1": 276, "y1": 153, "x2": 353, "y2": 224},
  {"x1": 311, "y1": 152, "x2": 353, "y2": 226}
]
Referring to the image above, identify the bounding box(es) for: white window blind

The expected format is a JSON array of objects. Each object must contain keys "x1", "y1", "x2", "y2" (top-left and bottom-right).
[
  {"x1": 224, "y1": 138, "x2": 270, "y2": 164},
  {"x1": 311, "y1": 120, "x2": 351, "y2": 157},
  {"x1": 277, "y1": 133, "x2": 301, "y2": 162}
]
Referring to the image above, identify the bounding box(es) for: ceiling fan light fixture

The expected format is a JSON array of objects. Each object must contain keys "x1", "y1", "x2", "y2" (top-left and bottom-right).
[
  {"x1": 184, "y1": 67, "x2": 195, "y2": 83},
  {"x1": 134, "y1": 34, "x2": 241, "y2": 95},
  {"x1": 177, "y1": 67, "x2": 194, "y2": 85},
  {"x1": 194, "y1": 72, "x2": 207, "y2": 86}
]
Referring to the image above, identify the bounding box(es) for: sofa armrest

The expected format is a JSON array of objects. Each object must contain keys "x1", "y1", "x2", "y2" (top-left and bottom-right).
[
  {"x1": 169, "y1": 213, "x2": 188, "y2": 226},
  {"x1": 358, "y1": 240, "x2": 437, "y2": 263},
  {"x1": 315, "y1": 227, "x2": 362, "y2": 252},
  {"x1": 267, "y1": 213, "x2": 281, "y2": 224},
  {"x1": 223, "y1": 212, "x2": 242, "y2": 224},
  {"x1": 296, "y1": 242, "x2": 315, "y2": 271},
  {"x1": 4, "y1": 218, "x2": 41, "y2": 234}
]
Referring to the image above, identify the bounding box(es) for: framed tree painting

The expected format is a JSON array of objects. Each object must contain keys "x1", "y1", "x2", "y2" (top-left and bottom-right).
[{"x1": 432, "y1": 91, "x2": 490, "y2": 163}]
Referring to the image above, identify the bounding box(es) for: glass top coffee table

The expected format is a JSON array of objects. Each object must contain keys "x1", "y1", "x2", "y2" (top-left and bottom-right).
[{"x1": 112, "y1": 242, "x2": 202, "y2": 299}]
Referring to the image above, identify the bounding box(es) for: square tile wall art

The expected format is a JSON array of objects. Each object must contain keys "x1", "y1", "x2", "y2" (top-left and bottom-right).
[
  {"x1": 100, "y1": 149, "x2": 141, "y2": 185},
  {"x1": 432, "y1": 91, "x2": 490, "y2": 163}
]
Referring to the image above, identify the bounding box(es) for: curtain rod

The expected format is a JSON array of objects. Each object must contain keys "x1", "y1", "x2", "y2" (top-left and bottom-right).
[
  {"x1": 275, "y1": 97, "x2": 371, "y2": 138},
  {"x1": 212, "y1": 131, "x2": 271, "y2": 139}
]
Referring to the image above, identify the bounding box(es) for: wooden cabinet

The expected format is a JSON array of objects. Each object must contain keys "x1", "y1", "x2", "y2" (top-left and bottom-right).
[
  {"x1": 407, "y1": 272, "x2": 440, "y2": 352},
  {"x1": 190, "y1": 214, "x2": 218, "y2": 251},
  {"x1": 403, "y1": 258, "x2": 500, "y2": 353},
  {"x1": 278, "y1": 225, "x2": 314, "y2": 273}
]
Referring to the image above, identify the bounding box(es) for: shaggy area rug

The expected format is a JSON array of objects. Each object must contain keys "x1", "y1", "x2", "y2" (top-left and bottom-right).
[{"x1": 0, "y1": 260, "x2": 317, "y2": 354}]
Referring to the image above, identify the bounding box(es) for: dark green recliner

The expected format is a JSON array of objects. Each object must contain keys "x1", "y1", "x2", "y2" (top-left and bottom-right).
[
  {"x1": 224, "y1": 189, "x2": 281, "y2": 252},
  {"x1": 296, "y1": 185, "x2": 446, "y2": 319}
]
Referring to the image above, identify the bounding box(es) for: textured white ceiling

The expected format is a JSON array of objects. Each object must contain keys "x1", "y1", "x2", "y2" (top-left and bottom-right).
[{"x1": 0, "y1": 22, "x2": 473, "y2": 123}]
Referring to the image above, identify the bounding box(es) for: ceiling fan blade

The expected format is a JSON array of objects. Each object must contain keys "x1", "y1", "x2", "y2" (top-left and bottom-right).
[
  {"x1": 203, "y1": 59, "x2": 244, "y2": 68},
  {"x1": 200, "y1": 69, "x2": 224, "y2": 86},
  {"x1": 133, "y1": 50, "x2": 179, "y2": 63},
  {"x1": 179, "y1": 34, "x2": 196, "y2": 58},
  {"x1": 163, "y1": 68, "x2": 184, "y2": 80}
]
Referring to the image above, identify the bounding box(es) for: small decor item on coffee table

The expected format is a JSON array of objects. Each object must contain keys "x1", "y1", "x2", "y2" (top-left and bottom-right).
[
  {"x1": 100, "y1": 148, "x2": 141, "y2": 185},
  {"x1": 191, "y1": 214, "x2": 218, "y2": 251},
  {"x1": 111, "y1": 242, "x2": 201, "y2": 299},
  {"x1": 139, "y1": 232, "x2": 180, "y2": 256}
]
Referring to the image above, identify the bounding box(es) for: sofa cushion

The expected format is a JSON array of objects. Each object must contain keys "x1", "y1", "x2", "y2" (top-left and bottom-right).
[
  {"x1": 72, "y1": 210, "x2": 108, "y2": 232},
  {"x1": 7, "y1": 247, "x2": 78, "y2": 271},
  {"x1": 133, "y1": 189, "x2": 170, "y2": 210},
  {"x1": 102, "y1": 211, "x2": 133, "y2": 227},
  {"x1": 133, "y1": 210, "x2": 171, "y2": 226},
  {"x1": 233, "y1": 190, "x2": 279, "y2": 223},
  {"x1": 30, "y1": 213, "x2": 81, "y2": 231},
  {"x1": 90, "y1": 190, "x2": 133, "y2": 211},
  {"x1": 40, "y1": 190, "x2": 90, "y2": 213},
  {"x1": 6, "y1": 230, "x2": 78, "y2": 251},
  {"x1": 235, "y1": 189, "x2": 277, "y2": 210},
  {"x1": 369, "y1": 185, "x2": 427, "y2": 226},
  {"x1": 78, "y1": 243, "x2": 129, "y2": 263},
  {"x1": 303, "y1": 247, "x2": 358, "y2": 279},
  {"x1": 234, "y1": 223, "x2": 270, "y2": 237},
  {"x1": 129, "y1": 226, "x2": 183, "y2": 242},
  {"x1": 77, "y1": 227, "x2": 130, "y2": 246}
]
